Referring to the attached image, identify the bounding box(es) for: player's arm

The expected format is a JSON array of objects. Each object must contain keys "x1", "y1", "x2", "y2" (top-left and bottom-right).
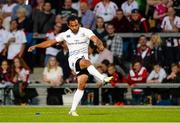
[
  {"x1": 28, "y1": 39, "x2": 57, "y2": 52},
  {"x1": 90, "y1": 35, "x2": 104, "y2": 52}
]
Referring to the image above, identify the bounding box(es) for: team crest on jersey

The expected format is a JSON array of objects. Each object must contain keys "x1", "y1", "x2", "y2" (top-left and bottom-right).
[{"x1": 66, "y1": 35, "x2": 70, "y2": 38}]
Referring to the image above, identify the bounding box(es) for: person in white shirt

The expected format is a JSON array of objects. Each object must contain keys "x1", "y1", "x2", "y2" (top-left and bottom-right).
[
  {"x1": 2, "y1": 0, "x2": 17, "y2": 30},
  {"x1": 161, "y1": 7, "x2": 180, "y2": 32},
  {"x1": 147, "y1": 63, "x2": 167, "y2": 83},
  {"x1": 94, "y1": 0, "x2": 118, "y2": 22},
  {"x1": 6, "y1": 20, "x2": 27, "y2": 60},
  {"x1": 121, "y1": 0, "x2": 138, "y2": 18},
  {"x1": 44, "y1": 23, "x2": 62, "y2": 65},
  {"x1": 43, "y1": 56, "x2": 63, "y2": 86},
  {"x1": 28, "y1": 15, "x2": 113, "y2": 116}
]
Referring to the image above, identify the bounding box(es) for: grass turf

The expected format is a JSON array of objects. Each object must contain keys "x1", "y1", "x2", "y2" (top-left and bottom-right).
[{"x1": 0, "y1": 106, "x2": 180, "y2": 122}]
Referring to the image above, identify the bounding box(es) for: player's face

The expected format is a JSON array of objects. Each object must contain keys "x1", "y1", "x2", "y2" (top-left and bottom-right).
[{"x1": 68, "y1": 20, "x2": 80, "y2": 34}]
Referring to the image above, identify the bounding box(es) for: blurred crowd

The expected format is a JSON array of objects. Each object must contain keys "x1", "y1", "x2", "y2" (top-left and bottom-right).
[{"x1": 0, "y1": 0, "x2": 180, "y2": 105}]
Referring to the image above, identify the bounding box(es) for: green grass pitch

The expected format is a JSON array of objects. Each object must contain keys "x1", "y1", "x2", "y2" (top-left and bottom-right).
[{"x1": 0, "y1": 106, "x2": 180, "y2": 122}]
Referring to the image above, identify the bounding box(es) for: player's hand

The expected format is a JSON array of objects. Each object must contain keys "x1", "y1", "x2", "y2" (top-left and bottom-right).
[{"x1": 28, "y1": 46, "x2": 36, "y2": 52}]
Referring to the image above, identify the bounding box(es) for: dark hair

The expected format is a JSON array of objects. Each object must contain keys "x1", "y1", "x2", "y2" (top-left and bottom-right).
[
  {"x1": 101, "y1": 59, "x2": 110, "y2": 66},
  {"x1": 67, "y1": 15, "x2": 79, "y2": 25}
]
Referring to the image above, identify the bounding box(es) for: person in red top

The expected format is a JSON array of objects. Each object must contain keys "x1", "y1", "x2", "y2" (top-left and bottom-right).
[{"x1": 126, "y1": 60, "x2": 149, "y2": 85}]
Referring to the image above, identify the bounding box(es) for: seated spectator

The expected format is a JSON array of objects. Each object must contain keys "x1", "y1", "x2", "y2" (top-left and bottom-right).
[
  {"x1": 44, "y1": 23, "x2": 61, "y2": 65},
  {"x1": 57, "y1": 0, "x2": 78, "y2": 21},
  {"x1": 2, "y1": 0, "x2": 17, "y2": 30},
  {"x1": 33, "y1": 2, "x2": 55, "y2": 34},
  {"x1": 94, "y1": 0, "x2": 118, "y2": 23},
  {"x1": 104, "y1": 23, "x2": 123, "y2": 65},
  {"x1": 147, "y1": 33, "x2": 165, "y2": 66},
  {"x1": 147, "y1": 63, "x2": 167, "y2": 83},
  {"x1": 80, "y1": 1, "x2": 96, "y2": 30},
  {"x1": 121, "y1": 0, "x2": 139, "y2": 19},
  {"x1": 125, "y1": 60, "x2": 148, "y2": 85},
  {"x1": 15, "y1": 7, "x2": 31, "y2": 32},
  {"x1": 11, "y1": 57, "x2": 30, "y2": 105},
  {"x1": 55, "y1": 14, "x2": 68, "y2": 32},
  {"x1": 88, "y1": 42, "x2": 99, "y2": 65},
  {"x1": 97, "y1": 42, "x2": 113, "y2": 64},
  {"x1": 134, "y1": 35, "x2": 153, "y2": 71},
  {"x1": 43, "y1": 56, "x2": 64, "y2": 105},
  {"x1": 43, "y1": 56, "x2": 63, "y2": 86},
  {"x1": 0, "y1": 17, "x2": 8, "y2": 62},
  {"x1": 12, "y1": 0, "x2": 32, "y2": 20},
  {"x1": 161, "y1": 7, "x2": 180, "y2": 32},
  {"x1": 6, "y1": 20, "x2": 27, "y2": 61},
  {"x1": 164, "y1": 63, "x2": 180, "y2": 83},
  {"x1": 110, "y1": 9, "x2": 131, "y2": 32},
  {"x1": 130, "y1": 9, "x2": 149, "y2": 32},
  {"x1": 93, "y1": 16, "x2": 107, "y2": 41}
]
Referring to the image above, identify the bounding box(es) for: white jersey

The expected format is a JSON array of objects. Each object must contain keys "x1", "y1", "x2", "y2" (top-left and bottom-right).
[{"x1": 55, "y1": 27, "x2": 95, "y2": 72}]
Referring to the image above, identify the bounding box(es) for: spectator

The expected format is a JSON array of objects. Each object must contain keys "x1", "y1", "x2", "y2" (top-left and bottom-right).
[
  {"x1": 147, "y1": 63, "x2": 167, "y2": 83},
  {"x1": 134, "y1": 35, "x2": 153, "y2": 71},
  {"x1": 147, "y1": 33, "x2": 165, "y2": 66},
  {"x1": 44, "y1": 23, "x2": 61, "y2": 65},
  {"x1": 56, "y1": 41, "x2": 72, "y2": 83},
  {"x1": 11, "y1": 57, "x2": 30, "y2": 105},
  {"x1": 126, "y1": 60, "x2": 148, "y2": 85},
  {"x1": 0, "y1": 17, "x2": 8, "y2": 62},
  {"x1": 110, "y1": 9, "x2": 131, "y2": 32},
  {"x1": 15, "y1": 7, "x2": 31, "y2": 32},
  {"x1": 94, "y1": 0, "x2": 118, "y2": 23},
  {"x1": 6, "y1": 20, "x2": 27, "y2": 61},
  {"x1": 104, "y1": 23, "x2": 123, "y2": 65},
  {"x1": 55, "y1": 14, "x2": 68, "y2": 32},
  {"x1": 88, "y1": 42, "x2": 99, "y2": 65},
  {"x1": 97, "y1": 42, "x2": 113, "y2": 64},
  {"x1": 130, "y1": 9, "x2": 149, "y2": 32},
  {"x1": 121, "y1": 0, "x2": 138, "y2": 19},
  {"x1": 161, "y1": 7, "x2": 180, "y2": 32},
  {"x1": 43, "y1": 56, "x2": 63, "y2": 86},
  {"x1": 80, "y1": 1, "x2": 96, "y2": 30},
  {"x1": 33, "y1": 2, "x2": 55, "y2": 34},
  {"x1": 164, "y1": 63, "x2": 180, "y2": 83},
  {"x1": 2, "y1": 0, "x2": 17, "y2": 30},
  {"x1": 43, "y1": 56, "x2": 64, "y2": 105},
  {"x1": 93, "y1": 16, "x2": 107, "y2": 40},
  {"x1": 12, "y1": 0, "x2": 32, "y2": 20},
  {"x1": 57, "y1": 0, "x2": 78, "y2": 21}
]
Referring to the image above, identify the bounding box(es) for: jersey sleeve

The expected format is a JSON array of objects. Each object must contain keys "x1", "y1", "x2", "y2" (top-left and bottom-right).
[
  {"x1": 55, "y1": 32, "x2": 65, "y2": 42},
  {"x1": 84, "y1": 28, "x2": 95, "y2": 39}
]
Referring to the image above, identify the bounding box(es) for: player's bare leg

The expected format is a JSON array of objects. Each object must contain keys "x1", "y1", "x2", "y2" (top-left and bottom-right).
[
  {"x1": 69, "y1": 74, "x2": 88, "y2": 116},
  {"x1": 79, "y1": 59, "x2": 113, "y2": 84}
]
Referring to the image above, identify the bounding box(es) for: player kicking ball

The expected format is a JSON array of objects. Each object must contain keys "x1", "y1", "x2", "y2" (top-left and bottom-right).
[{"x1": 28, "y1": 15, "x2": 113, "y2": 116}]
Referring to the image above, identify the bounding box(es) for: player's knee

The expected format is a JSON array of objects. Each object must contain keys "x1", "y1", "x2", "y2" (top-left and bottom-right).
[
  {"x1": 78, "y1": 81, "x2": 86, "y2": 90},
  {"x1": 80, "y1": 59, "x2": 92, "y2": 67}
]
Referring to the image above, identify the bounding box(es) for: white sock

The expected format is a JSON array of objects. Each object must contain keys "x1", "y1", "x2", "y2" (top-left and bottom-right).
[
  {"x1": 70, "y1": 89, "x2": 84, "y2": 112},
  {"x1": 87, "y1": 65, "x2": 105, "y2": 81}
]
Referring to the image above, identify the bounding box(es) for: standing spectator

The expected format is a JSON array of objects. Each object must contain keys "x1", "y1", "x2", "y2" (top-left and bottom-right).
[
  {"x1": 33, "y1": 2, "x2": 55, "y2": 34},
  {"x1": 104, "y1": 23, "x2": 123, "y2": 65},
  {"x1": 15, "y1": 7, "x2": 31, "y2": 32},
  {"x1": 0, "y1": 17, "x2": 8, "y2": 62},
  {"x1": 134, "y1": 35, "x2": 153, "y2": 71},
  {"x1": 121, "y1": 0, "x2": 138, "y2": 19},
  {"x1": 94, "y1": 0, "x2": 118, "y2": 23},
  {"x1": 1, "y1": 0, "x2": 17, "y2": 30},
  {"x1": 57, "y1": 0, "x2": 78, "y2": 20},
  {"x1": 56, "y1": 41, "x2": 71, "y2": 82},
  {"x1": 111, "y1": 9, "x2": 131, "y2": 32},
  {"x1": 80, "y1": 1, "x2": 96, "y2": 30},
  {"x1": 43, "y1": 56, "x2": 64, "y2": 105},
  {"x1": 161, "y1": 7, "x2": 180, "y2": 32},
  {"x1": 11, "y1": 57, "x2": 30, "y2": 105},
  {"x1": 55, "y1": 14, "x2": 68, "y2": 32},
  {"x1": 130, "y1": 9, "x2": 149, "y2": 32},
  {"x1": 44, "y1": 23, "x2": 61, "y2": 65},
  {"x1": 6, "y1": 20, "x2": 27, "y2": 61},
  {"x1": 12, "y1": 0, "x2": 32, "y2": 20},
  {"x1": 147, "y1": 63, "x2": 167, "y2": 83},
  {"x1": 93, "y1": 16, "x2": 107, "y2": 41}
]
